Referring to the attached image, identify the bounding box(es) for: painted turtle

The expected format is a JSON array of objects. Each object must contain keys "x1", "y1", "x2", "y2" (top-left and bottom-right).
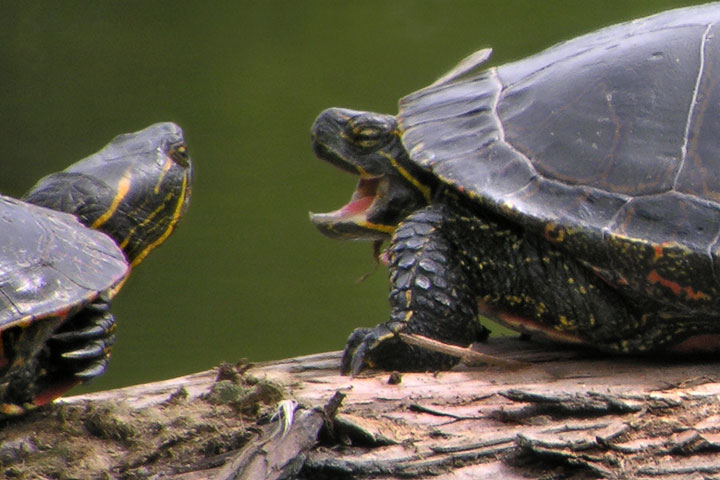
[
  {"x1": 310, "y1": 4, "x2": 720, "y2": 374},
  {"x1": 0, "y1": 122, "x2": 192, "y2": 415}
]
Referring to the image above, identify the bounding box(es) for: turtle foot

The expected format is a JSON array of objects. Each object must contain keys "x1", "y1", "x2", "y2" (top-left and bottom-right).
[
  {"x1": 50, "y1": 301, "x2": 117, "y2": 381},
  {"x1": 341, "y1": 326, "x2": 394, "y2": 376},
  {"x1": 341, "y1": 322, "x2": 461, "y2": 376}
]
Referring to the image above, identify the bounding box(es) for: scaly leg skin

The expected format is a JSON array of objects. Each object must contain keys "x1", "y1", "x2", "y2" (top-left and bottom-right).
[
  {"x1": 342, "y1": 200, "x2": 650, "y2": 375},
  {"x1": 342, "y1": 206, "x2": 488, "y2": 375}
]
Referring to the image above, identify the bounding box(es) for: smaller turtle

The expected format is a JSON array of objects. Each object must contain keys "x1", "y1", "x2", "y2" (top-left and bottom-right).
[{"x1": 0, "y1": 122, "x2": 192, "y2": 415}]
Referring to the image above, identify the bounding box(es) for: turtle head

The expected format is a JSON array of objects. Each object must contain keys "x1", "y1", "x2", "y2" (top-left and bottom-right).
[
  {"x1": 310, "y1": 108, "x2": 432, "y2": 240},
  {"x1": 23, "y1": 122, "x2": 193, "y2": 267}
]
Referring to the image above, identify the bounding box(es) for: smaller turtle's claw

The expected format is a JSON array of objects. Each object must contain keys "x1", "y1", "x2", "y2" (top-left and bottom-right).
[
  {"x1": 51, "y1": 326, "x2": 103, "y2": 342},
  {"x1": 83, "y1": 298, "x2": 111, "y2": 314},
  {"x1": 50, "y1": 305, "x2": 117, "y2": 382},
  {"x1": 61, "y1": 339, "x2": 107, "y2": 360},
  {"x1": 74, "y1": 358, "x2": 109, "y2": 380},
  {"x1": 51, "y1": 312, "x2": 115, "y2": 342}
]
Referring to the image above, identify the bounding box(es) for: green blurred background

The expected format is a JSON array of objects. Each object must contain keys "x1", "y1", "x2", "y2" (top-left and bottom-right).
[{"x1": 0, "y1": 0, "x2": 708, "y2": 393}]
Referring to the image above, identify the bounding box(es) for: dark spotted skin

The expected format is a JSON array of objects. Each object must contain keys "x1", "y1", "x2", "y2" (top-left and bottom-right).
[{"x1": 342, "y1": 191, "x2": 720, "y2": 373}]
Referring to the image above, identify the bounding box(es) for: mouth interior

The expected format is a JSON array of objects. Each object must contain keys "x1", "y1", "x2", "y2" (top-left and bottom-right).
[
  {"x1": 337, "y1": 177, "x2": 380, "y2": 218},
  {"x1": 313, "y1": 176, "x2": 381, "y2": 223}
]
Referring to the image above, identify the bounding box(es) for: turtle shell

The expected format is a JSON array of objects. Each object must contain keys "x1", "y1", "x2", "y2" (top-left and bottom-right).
[
  {"x1": 0, "y1": 195, "x2": 127, "y2": 408},
  {"x1": 398, "y1": 4, "x2": 720, "y2": 314}
]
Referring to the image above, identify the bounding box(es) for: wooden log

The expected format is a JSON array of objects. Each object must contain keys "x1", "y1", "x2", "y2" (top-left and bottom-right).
[{"x1": 1, "y1": 337, "x2": 720, "y2": 479}]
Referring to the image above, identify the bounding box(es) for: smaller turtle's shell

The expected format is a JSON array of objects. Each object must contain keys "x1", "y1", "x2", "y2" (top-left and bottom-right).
[
  {"x1": 398, "y1": 4, "x2": 720, "y2": 313},
  {"x1": 0, "y1": 195, "x2": 128, "y2": 330}
]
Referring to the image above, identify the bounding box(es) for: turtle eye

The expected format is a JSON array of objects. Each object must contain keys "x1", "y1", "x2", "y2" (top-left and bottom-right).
[
  {"x1": 168, "y1": 142, "x2": 190, "y2": 167},
  {"x1": 348, "y1": 119, "x2": 393, "y2": 152},
  {"x1": 353, "y1": 126, "x2": 385, "y2": 148}
]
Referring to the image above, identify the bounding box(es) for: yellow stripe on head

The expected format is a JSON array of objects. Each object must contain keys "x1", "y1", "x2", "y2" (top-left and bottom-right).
[
  {"x1": 153, "y1": 157, "x2": 173, "y2": 194},
  {"x1": 356, "y1": 220, "x2": 396, "y2": 234}
]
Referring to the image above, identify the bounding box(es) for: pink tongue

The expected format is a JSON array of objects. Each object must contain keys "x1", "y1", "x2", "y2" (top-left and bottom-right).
[{"x1": 340, "y1": 195, "x2": 374, "y2": 216}]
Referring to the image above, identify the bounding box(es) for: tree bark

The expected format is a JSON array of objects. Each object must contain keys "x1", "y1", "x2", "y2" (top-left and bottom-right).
[{"x1": 2, "y1": 337, "x2": 720, "y2": 479}]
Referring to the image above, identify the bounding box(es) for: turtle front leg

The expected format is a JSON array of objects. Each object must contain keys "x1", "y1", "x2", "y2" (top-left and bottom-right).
[
  {"x1": 342, "y1": 205, "x2": 487, "y2": 375},
  {"x1": 0, "y1": 297, "x2": 116, "y2": 414},
  {"x1": 50, "y1": 294, "x2": 117, "y2": 381}
]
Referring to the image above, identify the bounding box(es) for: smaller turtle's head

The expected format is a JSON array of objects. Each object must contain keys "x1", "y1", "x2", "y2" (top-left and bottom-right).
[
  {"x1": 310, "y1": 108, "x2": 433, "y2": 240},
  {"x1": 23, "y1": 122, "x2": 193, "y2": 267}
]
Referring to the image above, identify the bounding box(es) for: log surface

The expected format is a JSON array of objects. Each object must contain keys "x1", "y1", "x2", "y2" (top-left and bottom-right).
[{"x1": 2, "y1": 337, "x2": 720, "y2": 479}]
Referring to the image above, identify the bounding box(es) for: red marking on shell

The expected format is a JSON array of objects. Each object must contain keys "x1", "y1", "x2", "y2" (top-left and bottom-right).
[
  {"x1": 33, "y1": 377, "x2": 82, "y2": 406},
  {"x1": 646, "y1": 269, "x2": 710, "y2": 301},
  {"x1": 669, "y1": 334, "x2": 720, "y2": 353},
  {"x1": 653, "y1": 244, "x2": 664, "y2": 262}
]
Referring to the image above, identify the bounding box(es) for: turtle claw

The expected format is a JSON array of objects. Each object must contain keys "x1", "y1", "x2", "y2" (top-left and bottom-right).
[
  {"x1": 61, "y1": 339, "x2": 107, "y2": 360},
  {"x1": 341, "y1": 316, "x2": 471, "y2": 374},
  {"x1": 341, "y1": 328, "x2": 373, "y2": 375},
  {"x1": 74, "y1": 358, "x2": 110, "y2": 380},
  {"x1": 341, "y1": 324, "x2": 400, "y2": 375},
  {"x1": 51, "y1": 312, "x2": 115, "y2": 343},
  {"x1": 51, "y1": 309, "x2": 117, "y2": 381},
  {"x1": 61, "y1": 335, "x2": 114, "y2": 381},
  {"x1": 84, "y1": 295, "x2": 111, "y2": 313}
]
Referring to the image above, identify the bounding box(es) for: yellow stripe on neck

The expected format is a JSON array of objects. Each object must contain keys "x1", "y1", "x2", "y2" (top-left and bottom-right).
[
  {"x1": 380, "y1": 151, "x2": 431, "y2": 202},
  {"x1": 130, "y1": 174, "x2": 188, "y2": 268},
  {"x1": 91, "y1": 174, "x2": 132, "y2": 230},
  {"x1": 119, "y1": 195, "x2": 170, "y2": 250}
]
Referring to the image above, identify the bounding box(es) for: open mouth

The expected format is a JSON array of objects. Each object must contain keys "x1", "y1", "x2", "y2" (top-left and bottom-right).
[
  {"x1": 310, "y1": 176, "x2": 394, "y2": 240},
  {"x1": 335, "y1": 177, "x2": 380, "y2": 218}
]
